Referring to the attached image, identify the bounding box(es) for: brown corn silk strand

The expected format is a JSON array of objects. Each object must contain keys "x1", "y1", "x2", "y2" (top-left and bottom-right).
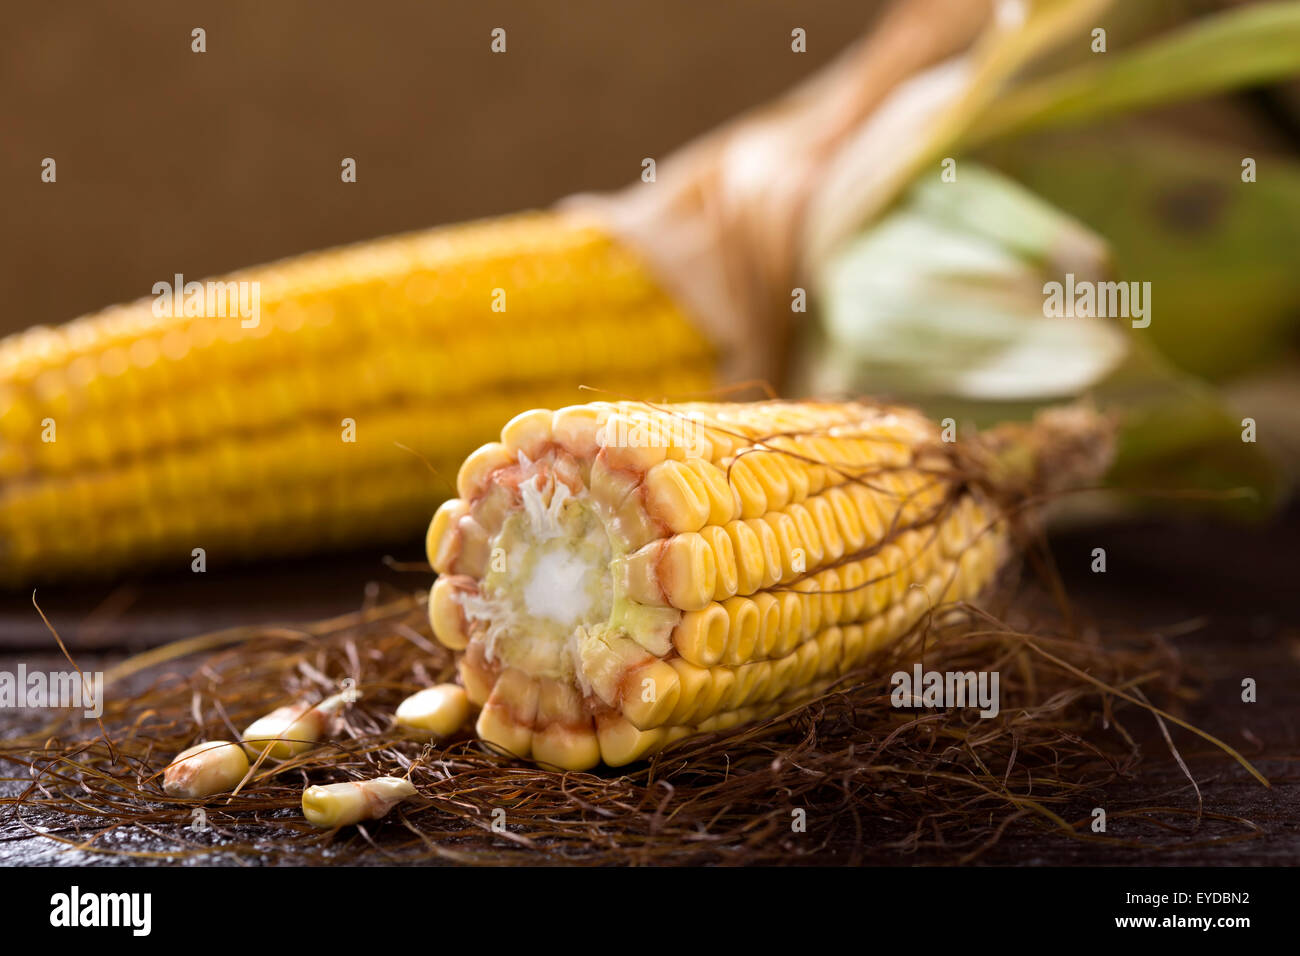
[
  {"x1": 0, "y1": 408, "x2": 1258, "y2": 863},
  {"x1": 0, "y1": 531, "x2": 1265, "y2": 864},
  {"x1": 0, "y1": 405, "x2": 1265, "y2": 863}
]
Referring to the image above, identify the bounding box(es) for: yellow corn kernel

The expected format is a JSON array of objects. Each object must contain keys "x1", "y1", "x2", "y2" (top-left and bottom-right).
[
  {"x1": 163, "y1": 741, "x2": 250, "y2": 798},
  {"x1": 302, "y1": 776, "x2": 417, "y2": 829},
  {"x1": 395, "y1": 684, "x2": 470, "y2": 738},
  {"x1": 241, "y1": 691, "x2": 352, "y2": 760}
]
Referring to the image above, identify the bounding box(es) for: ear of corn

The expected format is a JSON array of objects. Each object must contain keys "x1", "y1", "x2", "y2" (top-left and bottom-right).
[
  {"x1": 425, "y1": 399, "x2": 1040, "y2": 771},
  {"x1": 0, "y1": 213, "x2": 715, "y2": 583}
]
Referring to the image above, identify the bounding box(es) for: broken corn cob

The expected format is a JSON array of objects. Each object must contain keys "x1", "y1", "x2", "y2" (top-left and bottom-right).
[
  {"x1": 425, "y1": 398, "x2": 1085, "y2": 771},
  {"x1": 0, "y1": 212, "x2": 714, "y2": 583}
]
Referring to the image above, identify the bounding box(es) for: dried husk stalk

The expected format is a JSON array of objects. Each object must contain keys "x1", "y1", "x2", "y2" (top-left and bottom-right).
[{"x1": 561, "y1": 0, "x2": 1002, "y2": 385}]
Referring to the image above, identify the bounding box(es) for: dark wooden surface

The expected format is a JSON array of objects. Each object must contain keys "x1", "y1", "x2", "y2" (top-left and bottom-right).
[{"x1": 1, "y1": 506, "x2": 1297, "y2": 865}]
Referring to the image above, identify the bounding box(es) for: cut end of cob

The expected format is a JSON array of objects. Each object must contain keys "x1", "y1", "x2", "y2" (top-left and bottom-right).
[{"x1": 426, "y1": 398, "x2": 1058, "y2": 771}]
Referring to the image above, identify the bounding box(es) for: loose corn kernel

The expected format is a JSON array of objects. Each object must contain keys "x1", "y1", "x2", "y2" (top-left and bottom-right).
[
  {"x1": 301, "y1": 776, "x2": 417, "y2": 829},
  {"x1": 394, "y1": 683, "x2": 470, "y2": 737},
  {"x1": 241, "y1": 691, "x2": 353, "y2": 760},
  {"x1": 163, "y1": 740, "x2": 250, "y2": 798}
]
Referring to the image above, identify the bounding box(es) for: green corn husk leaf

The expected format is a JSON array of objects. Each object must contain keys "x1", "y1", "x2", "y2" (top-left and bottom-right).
[
  {"x1": 887, "y1": 346, "x2": 1281, "y2": 521},
  {"x1": 803, "y1": 163, "x2": 1283, "y2": 517},
  {"x1": 805, "y1": 0, "x2": 1300, "y2": 291},
  {"x1": 796, "y1": 3, "x2": 1300, "y2": 517},
  {"x1": 804, "y1": 0, "x2": 1115, "y2": 266},
  {"x1": 966, "y1": 1, "x2": 1300, "y2": 148},
  {"x1": 809, "y1": 1, "x2": 1300, "y2": 258},
  {"x1": 801, "y1": 165, "x2": 1122, "y2": 402},
  {"x1": 982, "y1": 127, "x2": 1300, "y2": 382}
]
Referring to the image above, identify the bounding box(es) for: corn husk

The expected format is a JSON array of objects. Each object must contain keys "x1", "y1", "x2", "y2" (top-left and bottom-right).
[
  {"x1": 792, "y1": 1, "x2": 1300, "y2": 515},
  {"x1": 967, "y1": 2, "x2": 1300, "y2": 147},
  {"x1": 797, "y1": 164, "x2": 1119, "y2": 402}
]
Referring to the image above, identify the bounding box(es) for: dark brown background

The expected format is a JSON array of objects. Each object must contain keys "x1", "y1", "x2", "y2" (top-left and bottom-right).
[
  {"x1": 1, "y1": 0, "x2": 887, "y2": 335},
  {"x1": 3, "y1": 1, "x2": 1290, "y2": 349}
]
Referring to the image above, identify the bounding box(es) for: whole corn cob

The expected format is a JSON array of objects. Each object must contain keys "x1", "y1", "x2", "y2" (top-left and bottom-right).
[
  {"x1": 0, "y1": 213, "x2": 715, "y2": 582},
  {"x1": 425, "y1": 398, "x2": 1112, "y2": 770}
]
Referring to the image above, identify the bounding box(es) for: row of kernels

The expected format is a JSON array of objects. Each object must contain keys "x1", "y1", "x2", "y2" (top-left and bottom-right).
[
  {"x1": 621, "y1": 493, "x2": 891, "y2": 612},
  {"x1": 647, "y1": 623, "x2": 869, "y2": 734},
  {"x1": 666, "y1": 507, "x2": 992, "y2": 669},
  {"x1": 641, "y1": 457, "x2": 739, "y2": 533},
  {"x1": 3, "y1": 298, "x2": 709, "y2": 476},
  {"x1": 0, "y1": 460, "x2": 443, "y2": 581}
]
